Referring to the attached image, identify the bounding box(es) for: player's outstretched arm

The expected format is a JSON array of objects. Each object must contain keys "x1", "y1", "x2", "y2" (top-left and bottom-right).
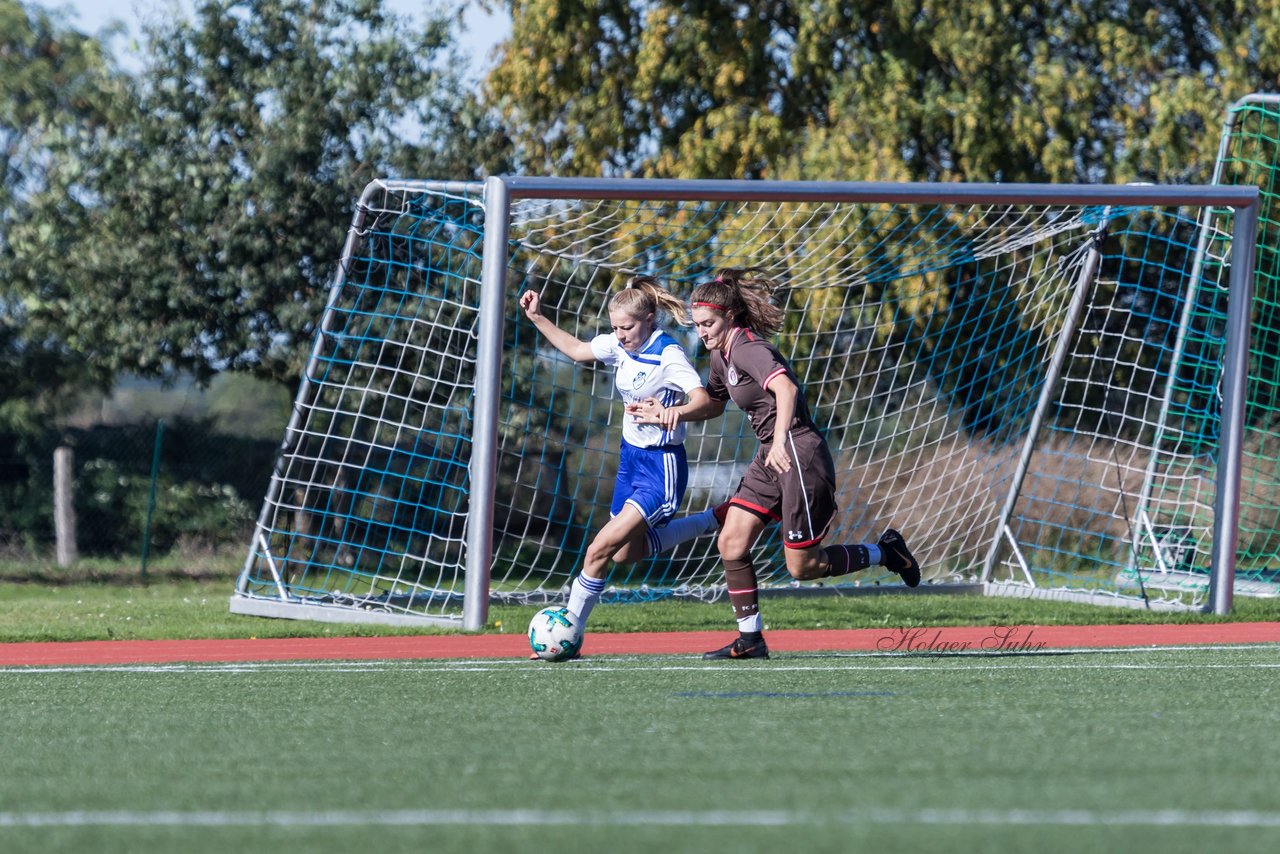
[
  {"x1": 519, "y1": 290, "x2": 596, "y2": 362},
  {"x1": 627, "y1": 390, "x2": 725, "y2": 427}
]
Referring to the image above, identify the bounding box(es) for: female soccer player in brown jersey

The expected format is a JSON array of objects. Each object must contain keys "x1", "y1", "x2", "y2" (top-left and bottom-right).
[{"x1": 629, "y1": 268, "x2": 920, "y2": 659}]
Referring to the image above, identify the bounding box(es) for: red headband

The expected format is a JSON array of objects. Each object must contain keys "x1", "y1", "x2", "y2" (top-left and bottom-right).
[{"x1": 692, "y1": 301, "x2": 729, "y2": 312}]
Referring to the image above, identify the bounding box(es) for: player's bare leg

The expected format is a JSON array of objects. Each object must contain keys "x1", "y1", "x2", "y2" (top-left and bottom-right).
[
  {"x1": 558, "y1": 506, "x2": 649, "y2": 635},
  {"x1": 585, "y1": 505, "x2": 649, "y2": 574}
]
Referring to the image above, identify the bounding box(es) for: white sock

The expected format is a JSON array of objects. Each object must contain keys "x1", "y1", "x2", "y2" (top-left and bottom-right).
[
  {"x1": 566, "y1": 573, "x2": 606, "y2": 627},
  {"x1": 645, "y1": 508, "x2": 717, "y2": 556},
  {"x1": 736, "y1": 613, "x2": 762, "y2": 633},
  {"x1": 867, "y1": 544, "x2": 883, "y2": 566}
]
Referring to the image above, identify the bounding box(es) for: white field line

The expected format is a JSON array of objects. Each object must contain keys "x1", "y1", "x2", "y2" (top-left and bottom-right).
[
  {"x1": 0, "y1": 645, "x2": 1277, "y2": 676},
  {"x1": 2, "y1": 807, "x2": 1280, "y2": 829}
]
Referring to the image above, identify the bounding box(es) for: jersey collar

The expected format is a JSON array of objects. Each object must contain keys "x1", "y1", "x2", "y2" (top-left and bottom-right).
[
  {"x1": 621, "y1": 328, "x2": 665, "y2": 362},
  {"x1": 723, "y1": 327, "x2": 746, "y2": 362},
  {"x1": 639, "y1": 328, "x2": 663, "y2": 354}
]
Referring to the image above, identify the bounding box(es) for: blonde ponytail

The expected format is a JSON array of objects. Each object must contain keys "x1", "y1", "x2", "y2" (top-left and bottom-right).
[{"x1": 611, "y1": 275, "x2": 692, "y2": 326}]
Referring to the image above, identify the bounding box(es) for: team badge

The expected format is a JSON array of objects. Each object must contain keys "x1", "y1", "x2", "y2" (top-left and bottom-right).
[
  {"x1": 631, "y1": 371, "x2": 648, "y2": 389},
  {"x1": 727, "y1": 366, "x2": 740, "y2": 385}
]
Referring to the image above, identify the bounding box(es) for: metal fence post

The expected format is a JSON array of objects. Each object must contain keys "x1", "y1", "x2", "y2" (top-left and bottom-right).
[{"x1": 140, "y1": 418, "x2": 166, "y2": 582}]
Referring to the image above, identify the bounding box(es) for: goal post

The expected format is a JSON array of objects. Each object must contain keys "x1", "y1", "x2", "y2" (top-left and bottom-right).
[
  {"x1": 232, "y1": 177, "x2": 1259, "y2": 629},
  {"x1": 1128, "y1": 93, "x2": 1280, "y2": 608}
]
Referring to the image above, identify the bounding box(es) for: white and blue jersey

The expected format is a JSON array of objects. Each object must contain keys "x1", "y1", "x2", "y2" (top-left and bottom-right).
[
  {"x1": 590, "y1": 329, "x2": 703, "y2": 447},
  {"x1": 590, "y1": 328, "x2": 703, "y2": 527}
]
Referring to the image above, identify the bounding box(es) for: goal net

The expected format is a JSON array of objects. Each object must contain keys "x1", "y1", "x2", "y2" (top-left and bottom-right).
[
  {"x1": 232, "y1": 179, "x2": 1258, "y2": 627},
  {"x1": 1126, "y1": 94, "x2": 1280, "y2": 602}
]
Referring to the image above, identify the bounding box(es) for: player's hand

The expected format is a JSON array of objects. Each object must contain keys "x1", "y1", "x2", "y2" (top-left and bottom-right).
[
  {"x1": 654, "y1": 404, "x2": 681, "y2": 431},
  {"x1": 626, "y1": 397, "x2": 667, "y2": 426},
  {"x1": 519, "y1": 290, "x2": 542, "y2": 320},
  {"x1": 765, "y1": 441, "x2": 791, "y2": 473}
]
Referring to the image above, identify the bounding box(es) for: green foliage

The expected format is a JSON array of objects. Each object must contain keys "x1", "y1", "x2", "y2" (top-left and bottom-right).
[
  {"x1": 0, "y1": 419, "x2": 277, "y2": 558},
  {"x1": 0, "y1": 451, "x2": 44, "y2": 553},
  {"x1": 6, "y1": 0, "x2": 513, "y2": 396},
  {"x1": 0, "y1": 0, "x2": 127, "y2": 213},
  {"x1": 0, "y1": 0, "x2": 132, "y2": 432},
  {"x1": 77, "y1": 458, "x2": 255, "y2": 555},
  {"x1": 488, "y1": 0, "x2": 801, "y2": 177},
  {"x1": 487, "y1": 0, "x2": 1277, "y2": 183}
]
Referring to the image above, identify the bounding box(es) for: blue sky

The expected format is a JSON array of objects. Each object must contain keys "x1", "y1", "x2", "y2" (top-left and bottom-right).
[{"x1": 40, "y1": 1, "x2": 509, "y2": 74}]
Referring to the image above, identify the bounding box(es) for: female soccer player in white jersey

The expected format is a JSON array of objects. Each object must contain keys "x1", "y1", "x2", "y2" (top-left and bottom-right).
[{"x1": 519, "y1": 277, "x2": 723, "y2": 642}]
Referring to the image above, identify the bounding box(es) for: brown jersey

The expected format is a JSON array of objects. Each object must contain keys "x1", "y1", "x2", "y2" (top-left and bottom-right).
[
  {"x1": 709, "y1": 328, "x2": 837, "y2": 547},
  {"x1": 706, "y1": 328, "x2": 819, "y2": 443}
]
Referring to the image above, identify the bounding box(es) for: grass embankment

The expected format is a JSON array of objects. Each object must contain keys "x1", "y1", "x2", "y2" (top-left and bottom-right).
[{"x1": 1, "y1": 578, "x2": 1277, "y2": 643}]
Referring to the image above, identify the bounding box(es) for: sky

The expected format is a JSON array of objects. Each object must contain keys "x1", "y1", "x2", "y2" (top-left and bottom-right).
[{"x1": 40, "y1": 0, "x2": 510, "y2": 75}]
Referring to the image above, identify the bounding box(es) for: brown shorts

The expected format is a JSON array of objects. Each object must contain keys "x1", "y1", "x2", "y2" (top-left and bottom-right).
[{"x1": 729, "y1": 429, "x2": 837, "y2": 549}]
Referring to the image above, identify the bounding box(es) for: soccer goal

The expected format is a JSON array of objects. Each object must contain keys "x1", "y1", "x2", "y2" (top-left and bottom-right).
[
  {"x1": 1123, "y1": 93, "x2": 1280, "y2": 604},
  {"x1": 231, "y1": 177, "x2": 1258, "y2": 629}
]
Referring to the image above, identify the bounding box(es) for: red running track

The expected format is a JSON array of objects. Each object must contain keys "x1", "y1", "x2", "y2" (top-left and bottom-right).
[{"x1": 2, "y1": 622, "x2": 1278, "y2": 666}]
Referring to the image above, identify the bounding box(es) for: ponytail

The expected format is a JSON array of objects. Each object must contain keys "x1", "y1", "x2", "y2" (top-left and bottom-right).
[
  {"x1": 611, "y1": 275, "x2": 692, "y2": 326},
  {"x1": 690, "y1": 267, "x2": 784, "y2": 335}
]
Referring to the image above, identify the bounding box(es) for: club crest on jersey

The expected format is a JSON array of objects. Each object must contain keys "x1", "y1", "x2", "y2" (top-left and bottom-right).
[
  {"x1": 727, "y1": 366, "x2": 740, "y2": 385},
  {"x1": 631, "y1": 371, "x2": 649, "y2": 389}
]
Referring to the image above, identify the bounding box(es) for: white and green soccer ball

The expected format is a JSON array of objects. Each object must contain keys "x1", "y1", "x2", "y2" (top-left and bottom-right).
[{"x1": 528, "y1": 606, "x2": 583, "y2": 662}]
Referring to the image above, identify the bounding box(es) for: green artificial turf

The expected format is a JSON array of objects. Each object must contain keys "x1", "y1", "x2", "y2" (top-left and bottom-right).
[{"x1": 1, "y1": 646, "x2": 1277, "y2": 853}]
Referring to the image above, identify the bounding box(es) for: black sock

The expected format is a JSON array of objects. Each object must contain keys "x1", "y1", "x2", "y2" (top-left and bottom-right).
[{"x1": 821, "y1": 544, "x2": 871, "y2": 577}]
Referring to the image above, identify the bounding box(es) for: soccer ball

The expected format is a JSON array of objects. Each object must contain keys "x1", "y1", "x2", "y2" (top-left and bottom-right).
[{"x1": 528, "y1": 606, "x2": 583, "y2": 662}]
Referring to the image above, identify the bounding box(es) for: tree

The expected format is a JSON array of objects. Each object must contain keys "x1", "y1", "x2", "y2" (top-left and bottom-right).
[
  {"x1": 481, "y1": 0, "x2": 1280, "y2": 444},
  {"x1": 0, "y1": 0, "x2": 132, "y2": 433},
  {"x1": 487, "y1": 0, "x2": 805, "y2": 178},
  {"x1": 13, "y1": 0, "x2": 512, "y2": 389},
  {"x1": 784, "y1": 0, "x2": 1272, "y2": 184},
  {"x1": 486, "y1": 0, "x2": 1278, "y2": 183}
]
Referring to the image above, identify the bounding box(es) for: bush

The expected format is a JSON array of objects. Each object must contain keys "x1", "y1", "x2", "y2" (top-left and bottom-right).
[
  {"x1": 77, "y1": 458, "x2": 255, "y2": 555},
  {"x1": 0, "y1": 418, "x2": 276, "y2": 560}
]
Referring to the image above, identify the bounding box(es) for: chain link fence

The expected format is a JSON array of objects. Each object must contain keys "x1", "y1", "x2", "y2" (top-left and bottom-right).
[{"x1": 0, "y1": 378, "x2": 287, "y2": 577}]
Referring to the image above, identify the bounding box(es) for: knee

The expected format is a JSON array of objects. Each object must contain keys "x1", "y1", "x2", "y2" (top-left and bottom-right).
[
  {"x1": 716, "y1": 529, "x2": 751, "y2": 560},
  {"x1": 785, "y1": 553, "x2": 824, "y2": 580}
]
